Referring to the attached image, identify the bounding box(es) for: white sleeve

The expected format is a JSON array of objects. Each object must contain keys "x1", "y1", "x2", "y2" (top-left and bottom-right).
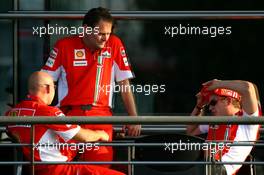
[
  {"x1": 54, "y1": 125, "x2": 81, "y2": 142},
  {"x1": 114, "y1": 61, "x2": 134, "y2": 82}
]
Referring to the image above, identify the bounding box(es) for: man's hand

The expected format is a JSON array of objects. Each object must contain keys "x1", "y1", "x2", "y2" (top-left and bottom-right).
[
  {"x1": 118, "y1": 79, "x2": 141, "y2": 136},
  {"x1": 212, "y1": 164, "x2": 227, "y2": 175},
  {"x1": 96, "y1": 130, "x2": 109, "y2": 141},
  {"x1": 122, "y1": 124, "x2": 141, "y2": 137},
  {"x1": 196, "y1": 92, "x2": 207, "y2": 108}
]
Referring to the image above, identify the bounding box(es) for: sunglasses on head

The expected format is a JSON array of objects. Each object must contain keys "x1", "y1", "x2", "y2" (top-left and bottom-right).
[{"x1": 208, "y1": 99, "x2": 218, "y2": 106}]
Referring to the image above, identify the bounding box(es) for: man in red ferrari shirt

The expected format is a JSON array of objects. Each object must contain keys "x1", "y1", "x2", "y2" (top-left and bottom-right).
[
  {"x1": 41, "y1": 7, "x2": 141, "y2": 165},
  {"x1": 6, "y1": 71, "x2": 125, "y2": 175},
  {"x1": 187, "y1": 80, "x2": 261, "y2": 175}
]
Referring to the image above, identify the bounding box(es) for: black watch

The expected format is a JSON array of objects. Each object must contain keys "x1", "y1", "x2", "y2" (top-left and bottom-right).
[{"x1": 212, "y1": 164, "x2": 227, "y2": 175}]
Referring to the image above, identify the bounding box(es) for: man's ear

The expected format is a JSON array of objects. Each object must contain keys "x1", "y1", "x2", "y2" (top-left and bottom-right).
[{"x1": 46, "y1": 85, "x2": 50, "y2": 94}]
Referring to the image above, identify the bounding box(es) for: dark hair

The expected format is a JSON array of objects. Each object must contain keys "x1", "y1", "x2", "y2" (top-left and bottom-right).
[{"x1": 83, "y1": 7, "x2": 114, "y2": 27}]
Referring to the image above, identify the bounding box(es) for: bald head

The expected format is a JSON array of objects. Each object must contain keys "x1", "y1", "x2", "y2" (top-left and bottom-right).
[
  {"x1": 28, "y1": 71, "x2": 55, "y2": 105},
  {"x1": 28, "y1": 71, "x2": 53, "y2": 92}
]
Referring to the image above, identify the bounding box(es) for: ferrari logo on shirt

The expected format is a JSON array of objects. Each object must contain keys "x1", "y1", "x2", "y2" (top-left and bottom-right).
[
  {"x1": 101, "y1": 47, "x2": 111, "y2": 58},
  {"x1": 50, "y1": 48, "x2": 58, "y2": 59},
  {"x1": 102, "y1": 51, "x2": 111, "y2": 58},
  {"x1": 123, "y1": 57, "x2": 129, "y2": 66},
  {"x1": 74, "y1": 49, "x2": 85, "y2": 59},
  {"x1": 55, "y1": 111, "x2": 65, "y2": 117},
  {"x1": 120, "y1": 47, "x2": 126, "y2": 57},
  {"x1": 45, "y1": 57, "x2": 55, "y2": 68}
]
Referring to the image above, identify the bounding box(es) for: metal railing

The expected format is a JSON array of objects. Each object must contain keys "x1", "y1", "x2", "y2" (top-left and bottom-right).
[
  {"x1": 0, "y1": 116, "x2": 263, "y2": 175},
  {"x1": 3, "y1": 124, "x2": 264, "y2": 134},
  {"x1": 0, "y1": 116, "x2": 264, "y2": 125},
  {"x1": 1, "y1": 11, "x2": 264, "y2": 19}
]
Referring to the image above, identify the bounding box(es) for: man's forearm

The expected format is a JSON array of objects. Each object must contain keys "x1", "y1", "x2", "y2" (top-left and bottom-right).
[
  {"x1": 121, "y1": 90, "x2": 138, "y2": 116},
  {"x1": 119, "y1": 79, "x2": 138, "y2": 116},
  {"x1": 187, "y1": 106, "x2": 204, "y2": 135},
  {"x1": 73, "y1": 128, "x2": 108, "y2": 142}
]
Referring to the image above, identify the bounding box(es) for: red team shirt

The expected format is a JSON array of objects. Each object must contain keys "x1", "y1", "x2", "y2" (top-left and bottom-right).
[
  {"x1": 6, "y1": 95, "x2": 125, "y2": 175},
  {"x1": 42, "y1": 34, "x2": 134, "y2": 107},
  {"x1": 6, "y1": 95, "x2": 80, "y2": 162},
  {"x1": 200, "y1": 109, "x2": 261, "y2": 175}
]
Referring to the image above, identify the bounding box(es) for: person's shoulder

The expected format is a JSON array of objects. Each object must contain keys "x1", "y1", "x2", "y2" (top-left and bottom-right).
[
  {"x1": 5, "y1": 101, "x2": 33, "y2": 116},
  {"x1": 37, "y1": 105, "x2": 65, "y2": 117},
  {"x1": 108, "y1": 34, "x2": 122, "y2": 44}
]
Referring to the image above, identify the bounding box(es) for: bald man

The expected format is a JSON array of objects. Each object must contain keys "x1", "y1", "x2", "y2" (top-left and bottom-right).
[{"x1": 6, "y1": 71, "x2": 125, "y2": 175}]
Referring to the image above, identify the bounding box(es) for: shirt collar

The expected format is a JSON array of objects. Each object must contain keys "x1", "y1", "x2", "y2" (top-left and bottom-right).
[{"x1": 26, "y1": 94, "x2": 46, "y2": 105}]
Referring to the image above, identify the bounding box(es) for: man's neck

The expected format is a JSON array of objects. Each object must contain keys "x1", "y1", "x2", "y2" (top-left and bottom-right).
[
  {"x1": 82, "y1": 37, "x2": 97, "y2": 53},
  {"x1": 30, "y1": 92, "x2": 48, "y2": 105}
]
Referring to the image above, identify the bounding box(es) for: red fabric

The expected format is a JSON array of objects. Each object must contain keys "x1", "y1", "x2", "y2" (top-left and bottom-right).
[
  {"x1": 213, "y1": 88, "x2": 241, "y2": 100},
  {"x1": 6, "y1": 96, "x2": 124, "y2": 175},
  {"x1": 207, "y1": 110, "x2": 260, "y2": 175},
  {"x1": 6, "y1": 95, "x2": 79, "y2": 161},
  {"x1": 207, "y1": 111, "x2": 242, "y2": 160},
  {"x1": 201, "y1": 85, "x2": 241, "y2": 103},
  {"x1": 35, "y1": 164, "x2": 125, "y2": 175},
  {"x1": 42, "y1": 34, "x2": 134, "y2": 108},
  {"x1": 65, "y1": 107, "x2": 113, "y2": 168},
  {"x1": 207, "y1": 124, "x2": 239, "y2": 160}
]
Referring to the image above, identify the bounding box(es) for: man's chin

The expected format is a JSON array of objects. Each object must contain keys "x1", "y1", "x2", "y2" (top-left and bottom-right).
[{"x1": 97, "y1": 43, "x2": 106, "y2": 49}]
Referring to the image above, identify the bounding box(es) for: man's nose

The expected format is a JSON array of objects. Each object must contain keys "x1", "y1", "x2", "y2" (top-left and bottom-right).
[{"x1": 101, "y1": 34, "x2": 107, "y2": 41}]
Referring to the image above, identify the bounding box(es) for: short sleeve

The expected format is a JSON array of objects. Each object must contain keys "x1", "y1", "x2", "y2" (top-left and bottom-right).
[
  {"x1": 41, "y1": 40, "x2": 63, "y2": 81},
  {"x1": 45, "y1": 108, "x2": 80, "y2": 142},
  {"x1": 112, "y1": 35, "x2": 134, "y2": 82}
]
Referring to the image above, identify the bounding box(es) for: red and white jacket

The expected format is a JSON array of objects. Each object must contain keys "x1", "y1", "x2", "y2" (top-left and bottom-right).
[{"x1": 6, "y1": 95, "x2": 80, "y2": 162}]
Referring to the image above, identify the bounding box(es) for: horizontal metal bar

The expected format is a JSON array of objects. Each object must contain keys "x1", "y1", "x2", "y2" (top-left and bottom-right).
[
  {"x1": 3, "y1": 125, "x2": 264, "y2": 133},
  {"x1": 0, "y1": 161, "x2": 31, "y2": 165},
  {"x1": 0, "y1": 161, "x2": 263, "y2": 165},
  {"x1": 0, "y1": 143, "x2": 30, "y2": 147},
  {"x1": 0, "y1": 116, "x2": 264, "y2": 125},
  {"x1": 1, "y1": 11, "x2": 264, "y2": 19},
  {"x1": 7, "y1": 10, "x2": 264, "y2": 13},
  {"x1": 1, "y1": 142, "x2": 264, "y2": 147}
]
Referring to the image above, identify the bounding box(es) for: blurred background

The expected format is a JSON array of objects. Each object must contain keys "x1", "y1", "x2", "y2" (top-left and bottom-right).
[{"x1": 0, "y1": 0, "x2": 264, "y2": 116}]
